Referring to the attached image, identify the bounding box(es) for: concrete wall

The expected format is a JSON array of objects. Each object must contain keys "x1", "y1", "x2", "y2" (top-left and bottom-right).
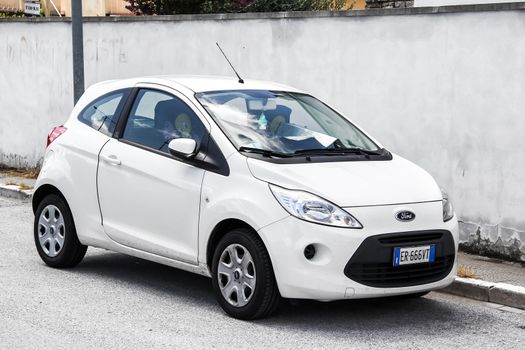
[
  {"x1": 1, "y1": 4, "x2": 525, "y2": 260},
  {"x1": 415, "y1": 0, "x2": 525, "y2": 6}
]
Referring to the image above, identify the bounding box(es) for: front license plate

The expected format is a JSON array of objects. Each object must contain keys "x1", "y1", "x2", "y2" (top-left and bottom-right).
[{"x1": 393, "y1": 245, "x2": 435, "y2": 267}]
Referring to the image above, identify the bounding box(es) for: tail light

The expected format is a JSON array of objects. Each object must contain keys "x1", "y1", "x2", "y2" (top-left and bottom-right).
[{"x1": 47, "y1": 126, "x2": 67, "y2": 147}]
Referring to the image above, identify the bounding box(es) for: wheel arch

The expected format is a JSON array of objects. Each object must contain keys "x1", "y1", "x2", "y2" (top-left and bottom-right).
[
  {"x1": 206, "y1": 218, "x2": 259, "y2": 270},
  {"x1": 32, "y1": 184, "x2": 68, "y2": 214}
]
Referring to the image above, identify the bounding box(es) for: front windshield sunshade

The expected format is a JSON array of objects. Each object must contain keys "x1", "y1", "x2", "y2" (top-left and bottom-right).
[{"x1": 195, "y1": 90, "x2": 380, "y2": 157}]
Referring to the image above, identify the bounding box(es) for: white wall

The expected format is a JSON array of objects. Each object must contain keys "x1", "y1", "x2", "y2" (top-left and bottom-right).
[
  {"x1": 1, "y1": 8, "x2": 525, "y2": 259},
  {"x1": 0, "y1": 21, "x2": 73, "y2": 167}
]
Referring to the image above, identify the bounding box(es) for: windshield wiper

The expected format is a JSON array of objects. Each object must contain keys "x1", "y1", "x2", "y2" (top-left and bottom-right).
[
  {"x1": 294, "y1": 147, "x2": 385, "y2": 156},
  {"x1": 239, "y1": 146, "x2": 292, "y2": 158}
]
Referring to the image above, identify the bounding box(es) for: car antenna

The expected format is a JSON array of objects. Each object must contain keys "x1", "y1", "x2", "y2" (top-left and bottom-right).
[{"x1": 216, "y1": 42, "x2": 244, "y2": 84}]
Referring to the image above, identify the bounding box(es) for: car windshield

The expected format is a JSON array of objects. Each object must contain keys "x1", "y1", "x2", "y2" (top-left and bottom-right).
[{"x1": 195, "y1": 90, "x2": 380, "y2": 156}]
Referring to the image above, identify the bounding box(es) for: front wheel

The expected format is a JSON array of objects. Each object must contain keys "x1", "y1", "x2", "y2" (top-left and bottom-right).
[
  {"x1": 34, "y1": 194, "x2": 87, "y2": 268},
  {"x1": 211, "y1": 228, "x2": 280, "y2": 320}
]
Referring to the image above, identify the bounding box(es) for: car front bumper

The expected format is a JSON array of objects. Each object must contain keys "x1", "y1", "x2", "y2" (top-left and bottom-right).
[{"x1": 257, "y1": 200, "x2": 459, "y2": 300}]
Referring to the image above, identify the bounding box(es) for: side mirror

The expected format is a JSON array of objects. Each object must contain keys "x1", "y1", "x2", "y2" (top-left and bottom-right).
[{"x1": 168, "y1": 138, "x2": 197, "y2": 158}]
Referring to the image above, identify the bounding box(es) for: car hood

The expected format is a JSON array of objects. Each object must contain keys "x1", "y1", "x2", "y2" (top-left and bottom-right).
[{"x1": 246, "y1": 154, "x2": 442, "y2": 207}]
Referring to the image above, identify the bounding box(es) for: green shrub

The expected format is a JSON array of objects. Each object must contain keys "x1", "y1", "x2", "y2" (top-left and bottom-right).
[
  {"x1": 125, "y1": 0, "x2": 206, "y2": 15},
  {"x1": 203, "y1": 0, "x2": 347, "y2": 13},
  {"x1": 125, "y1": 0, "x2": 347, "y2": 15},
  {"x1": 0, "y1": 10, "x2": 26, "y2": 18}
]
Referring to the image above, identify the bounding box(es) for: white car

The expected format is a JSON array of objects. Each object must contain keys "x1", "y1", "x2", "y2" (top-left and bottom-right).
[{"x1": 33, "y1": 76, "x2": 458, "y2": 319}]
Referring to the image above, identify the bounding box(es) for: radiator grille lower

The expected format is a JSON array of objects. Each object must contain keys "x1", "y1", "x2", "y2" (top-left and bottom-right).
[{"x1": 344, "y1": 230, "x2": 455, "y2": 288}]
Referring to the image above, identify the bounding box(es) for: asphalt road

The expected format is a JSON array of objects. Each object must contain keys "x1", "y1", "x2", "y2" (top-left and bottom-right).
[{"x1": 1, "y1": 197, "x2": 524, "y2": 349}]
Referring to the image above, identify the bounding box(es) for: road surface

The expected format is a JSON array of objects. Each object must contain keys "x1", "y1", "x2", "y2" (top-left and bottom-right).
[{"x1": 1, "y1": 197, "x2": 523, "y2": 349}]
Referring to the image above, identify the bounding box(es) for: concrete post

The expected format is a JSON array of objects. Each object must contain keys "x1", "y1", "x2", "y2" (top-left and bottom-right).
[{"x1": 71, "y1": 0, "x2": 84, "y2": 104}]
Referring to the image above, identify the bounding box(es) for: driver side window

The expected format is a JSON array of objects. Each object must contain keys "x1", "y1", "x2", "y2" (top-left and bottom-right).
[{"x1": 122, "y1": 89, "x2": 206, "y2": 154}]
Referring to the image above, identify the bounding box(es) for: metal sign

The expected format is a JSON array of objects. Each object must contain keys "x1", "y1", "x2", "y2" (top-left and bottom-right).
[{"x1": 24, "y1": 1, "x2": 41, "y2": 16}]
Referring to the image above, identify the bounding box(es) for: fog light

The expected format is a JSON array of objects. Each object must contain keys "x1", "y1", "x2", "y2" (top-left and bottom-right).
[{"x1": 304, "y1": 244, "x2": 316, "y2": 260}]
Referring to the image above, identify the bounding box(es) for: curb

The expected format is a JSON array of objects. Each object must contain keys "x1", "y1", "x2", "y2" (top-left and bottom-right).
[
  {"x1": 0, "y1": 185, "x2": 33, "y2": 201},
  {"x1": 441, "y1": 277, "x2": 525, "y2": 310}
]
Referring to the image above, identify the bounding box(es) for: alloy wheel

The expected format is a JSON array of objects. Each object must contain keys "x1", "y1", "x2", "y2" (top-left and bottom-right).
[
  {"x1": 217, "y1": 243, "x2": 257, "y2": 307},
  {"x1": 37, "y1": 204, "x2": 65, "y2": 257}
]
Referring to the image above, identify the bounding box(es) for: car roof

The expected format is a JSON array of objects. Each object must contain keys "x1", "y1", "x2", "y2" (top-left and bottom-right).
[
  {"x1": 94, "y1": 75, "x2": 304, "y2": 94},
  {"x1": 164, "y1": 75, "x2": 304, "y2": 93}
]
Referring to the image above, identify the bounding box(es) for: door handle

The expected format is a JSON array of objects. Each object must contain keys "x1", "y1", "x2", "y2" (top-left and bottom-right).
[{"x1": 101, "y1": 154, "x2": 121, "y2": 166}]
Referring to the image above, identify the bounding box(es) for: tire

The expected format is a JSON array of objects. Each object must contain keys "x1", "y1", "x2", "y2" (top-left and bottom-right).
[
  {"x1": 34, "y1": 194, "x2": 87, "y2": 268},
  {"x1": 211, "y1": 228, "x2": 280, "y2": 320}
]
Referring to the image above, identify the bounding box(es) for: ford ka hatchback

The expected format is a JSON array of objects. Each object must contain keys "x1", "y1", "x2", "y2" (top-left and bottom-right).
[{"x1": 33, "y1": 76, "x2": 458, "y2": 319}]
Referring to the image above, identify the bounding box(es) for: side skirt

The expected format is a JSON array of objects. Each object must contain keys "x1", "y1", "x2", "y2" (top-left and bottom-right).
[{"x1": 86, "y1": 238, "x2": 211, "y2": 278}]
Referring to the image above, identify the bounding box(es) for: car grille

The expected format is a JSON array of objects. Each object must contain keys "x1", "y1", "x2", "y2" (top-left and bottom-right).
[
  {"x1": 378, "y1": 232, "x2": 443, "y2": 245},
  {"x1": 344, "y1": 230, "x2": 455, "y2": 288}
]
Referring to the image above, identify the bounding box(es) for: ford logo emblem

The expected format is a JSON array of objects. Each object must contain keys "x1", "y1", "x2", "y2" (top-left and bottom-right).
[{"x1": 395, "y1": 210, "x2": 416, "y2": 222}]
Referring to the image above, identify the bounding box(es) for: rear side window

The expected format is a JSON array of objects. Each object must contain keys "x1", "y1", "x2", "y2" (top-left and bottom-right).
[{"x1": 78, "y1": 90, "x2": 127, "y2": 136}]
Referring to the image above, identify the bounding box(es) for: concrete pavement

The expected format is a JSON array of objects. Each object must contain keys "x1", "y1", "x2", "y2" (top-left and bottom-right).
[
  {"x1": 0, "y1": 170, "x2": 35, "y2": 200},
  {"x1": 443, "y1": 252, "x2": 525, "y2": 310},
  {"x1": 458, "y1": 251, "x2": 525, "y2": 285}
]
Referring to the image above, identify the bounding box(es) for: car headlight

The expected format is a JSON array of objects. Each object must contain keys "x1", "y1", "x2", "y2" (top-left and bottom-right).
[
  {"x1": 269, "y1": 184, "x2": 362, "y2": 228},
  {"x1": 441, "y1": 189, "x2": 454, "y2": 222}
]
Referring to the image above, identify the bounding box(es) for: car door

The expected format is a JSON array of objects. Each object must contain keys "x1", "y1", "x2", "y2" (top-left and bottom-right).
[{"x1": 97, "y1": 85, "x2": 209, "y2": 264}]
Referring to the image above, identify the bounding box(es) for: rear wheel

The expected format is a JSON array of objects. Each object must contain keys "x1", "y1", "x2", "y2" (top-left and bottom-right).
[
  {"x1": 211, "y1": 228, "x2": 280, "y2": 320},
  {"x1": 34, "y1": 194, "x2": 87, "y2": 268}
]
